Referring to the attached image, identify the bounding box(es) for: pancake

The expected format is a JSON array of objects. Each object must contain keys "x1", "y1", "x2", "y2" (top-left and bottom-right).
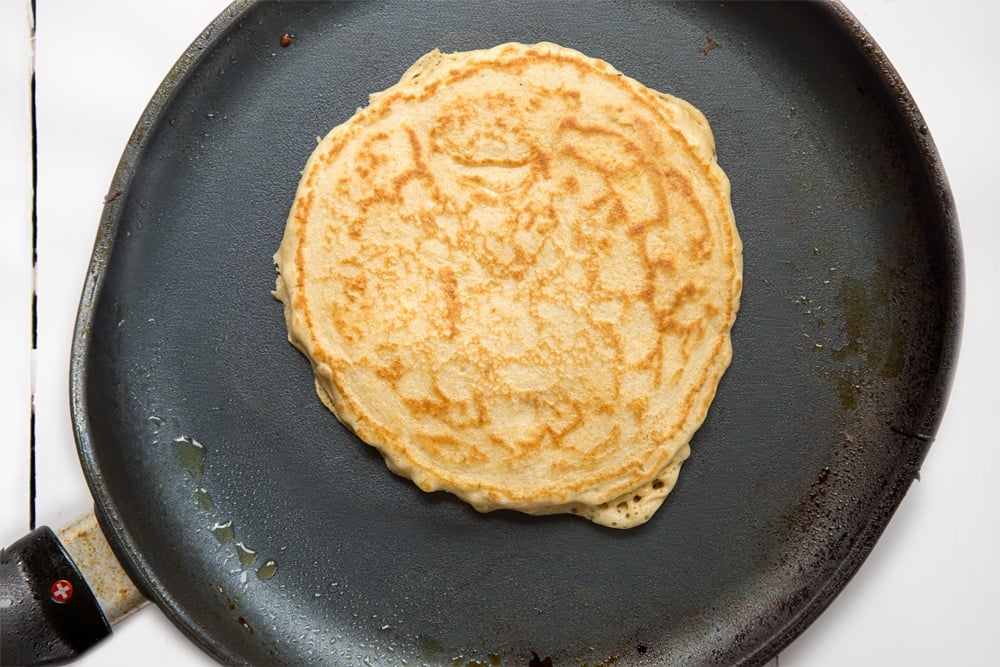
[{"x1": 274, "y1": 42, "x2": 742, "y2": 528}]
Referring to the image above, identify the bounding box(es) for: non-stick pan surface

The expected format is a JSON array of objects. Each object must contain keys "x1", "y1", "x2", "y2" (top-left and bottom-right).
[{"x1": 72, "y1": 1, "x2": 961, "y2": 665}]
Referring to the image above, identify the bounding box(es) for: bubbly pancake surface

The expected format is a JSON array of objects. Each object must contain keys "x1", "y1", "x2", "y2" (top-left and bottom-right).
[{"x1": 274, "y1": 42, "x2": 742, "y2": 528}]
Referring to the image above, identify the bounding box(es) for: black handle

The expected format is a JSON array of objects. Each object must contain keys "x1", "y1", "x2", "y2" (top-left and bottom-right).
[{"x1": 0, "y1": 526, "x2": 111, "y2": 666}]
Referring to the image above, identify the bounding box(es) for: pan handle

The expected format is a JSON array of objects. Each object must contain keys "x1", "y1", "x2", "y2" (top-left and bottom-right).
[{"x1": 0, "y1": 511, "x2": 147, "y2": 665}]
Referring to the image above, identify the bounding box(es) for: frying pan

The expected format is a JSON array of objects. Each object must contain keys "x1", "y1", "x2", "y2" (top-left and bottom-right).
[{"x1": 1, "y1": 1, "x2": 961, "y2": 665}]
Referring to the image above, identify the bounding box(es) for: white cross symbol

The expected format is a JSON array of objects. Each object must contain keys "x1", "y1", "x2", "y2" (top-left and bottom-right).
[{"x1": 50, "y1": 580, "x2": 73, "y2": 603}]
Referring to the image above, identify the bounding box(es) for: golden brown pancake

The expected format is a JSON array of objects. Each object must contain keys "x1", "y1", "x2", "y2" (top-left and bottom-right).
[{"x1": 274, "y1": 42, "x2": 742, "y2": 528}]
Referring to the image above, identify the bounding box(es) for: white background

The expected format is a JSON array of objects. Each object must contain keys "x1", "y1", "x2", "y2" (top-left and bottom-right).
[{"x1": 2, "y1": 1, "x2": 997, "y2": 665}]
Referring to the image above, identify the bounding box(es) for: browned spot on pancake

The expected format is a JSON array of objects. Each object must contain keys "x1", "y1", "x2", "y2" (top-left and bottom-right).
[{"x1": 439, "y1": 265, "x2": 461, "y2": 338}]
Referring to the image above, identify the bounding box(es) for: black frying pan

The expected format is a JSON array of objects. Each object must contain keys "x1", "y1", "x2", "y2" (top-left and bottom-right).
[{"x1": 3, "y1": 1, "x2": 962, "y2": 665}]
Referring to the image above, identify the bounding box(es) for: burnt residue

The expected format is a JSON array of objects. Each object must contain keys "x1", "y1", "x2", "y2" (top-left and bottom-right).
[
  {"x1": 529, "y1": 652, "x2": 553, "y2": 667},
  {"x1": 810, "y1": 466, "x2": 831, "y2": 500},
  {"x1": 699, "y1": 34, "x2": 720, "y2": 56},
  {"x1": 236, "y1": 615, "x2": 254, "y2": 635}
]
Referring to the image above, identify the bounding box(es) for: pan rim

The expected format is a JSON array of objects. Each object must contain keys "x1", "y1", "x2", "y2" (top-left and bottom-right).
[
  {"x1": 735, "y1": 1, "x2": 964, "y2": 661},
  {"x1": 67, "y1": 1, "x2": 963, "y2": 664},
  {"x1": 69, "y1": 1, "x2": 259, "y2": 663}
]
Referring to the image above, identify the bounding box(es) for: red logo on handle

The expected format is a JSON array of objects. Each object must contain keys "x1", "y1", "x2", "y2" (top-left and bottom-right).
[{"x1": 50, "y1": 579, "x2": 73, "y2": 603}]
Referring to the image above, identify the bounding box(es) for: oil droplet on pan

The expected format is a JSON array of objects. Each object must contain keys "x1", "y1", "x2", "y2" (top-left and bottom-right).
[
  {"x1": 194, "y1": 488, "x2": 214, "y2": 510},
  {"x1": 236, "y1": 542, "x2": 258, "y2": 569},
  {"x1": 173, "y1": 436, "x2": 206, "y2": 480},
  {"x1": 459, "y1": 655, "x2": 502, "y2": 667},
  {"x1": 212, "y1": 520, "x2": 235, "y2": 544},
  {"x1": 256, "y1": 560, "x2": 278, "y2": 581}
]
